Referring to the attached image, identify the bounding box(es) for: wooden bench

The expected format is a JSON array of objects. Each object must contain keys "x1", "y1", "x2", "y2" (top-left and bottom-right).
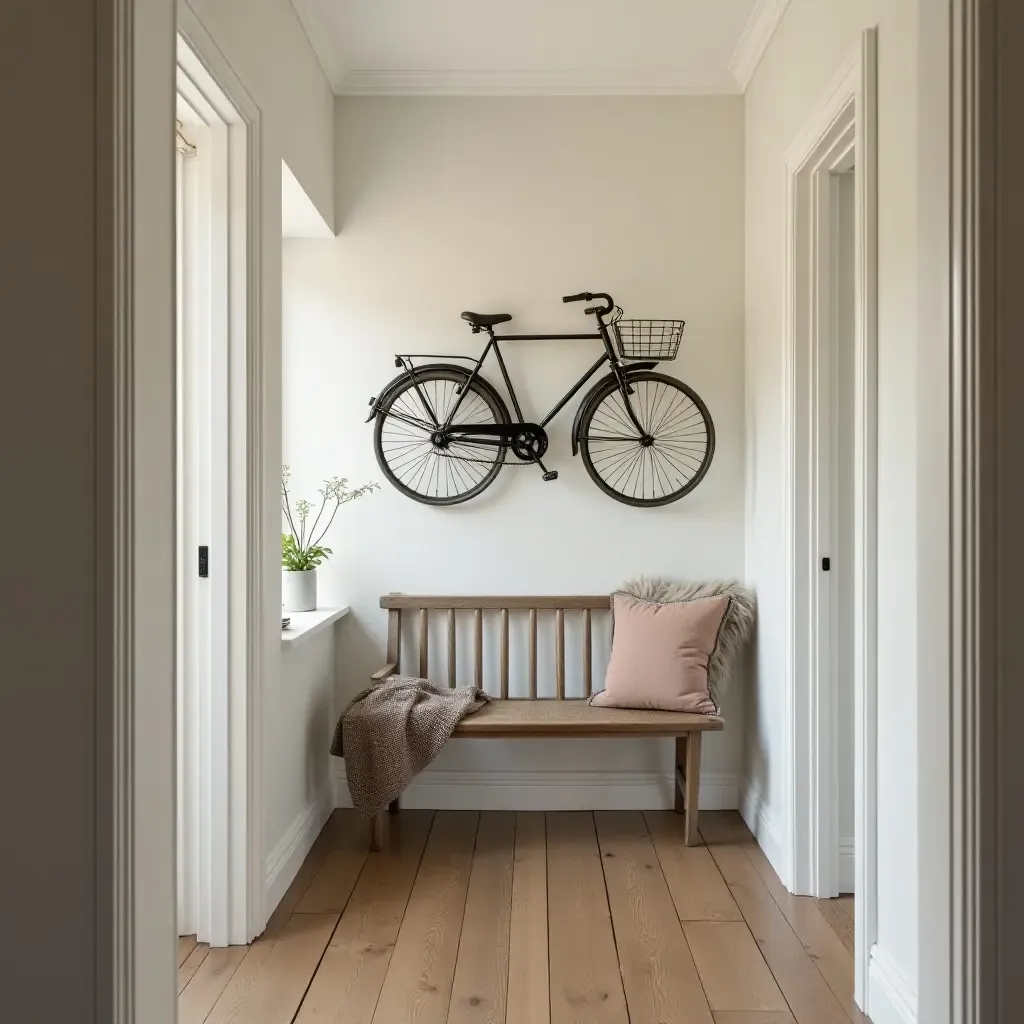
[{"x1": 369, "y1": 594, "x2": 724, "y2": 848}]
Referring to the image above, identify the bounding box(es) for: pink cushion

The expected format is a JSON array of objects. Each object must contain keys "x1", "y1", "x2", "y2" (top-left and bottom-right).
[{"x1": 591, "y1": 594, "x2": 729, "y2": 714}]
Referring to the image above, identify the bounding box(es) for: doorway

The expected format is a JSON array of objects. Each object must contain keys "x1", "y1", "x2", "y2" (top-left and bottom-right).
[
  {"x1": 782, "y1": 30, "x2": 878, "y2": 1011},
  {"x1": 174, "y1": 25, "x2": 266, "y2": 948}
]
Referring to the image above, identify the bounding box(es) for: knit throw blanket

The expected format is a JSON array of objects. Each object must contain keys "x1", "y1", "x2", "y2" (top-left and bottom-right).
[{"x1": 330, "y1": 674, "x2": 490, "y2": 816}]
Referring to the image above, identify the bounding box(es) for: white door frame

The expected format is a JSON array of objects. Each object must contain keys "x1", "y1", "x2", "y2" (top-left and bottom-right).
[
  {"x1": 782, "y1": 29, "x2": 877, "y2": 1007},
  {"x1": 175, "y1": 10, "x2": 268, "y2": 945}
]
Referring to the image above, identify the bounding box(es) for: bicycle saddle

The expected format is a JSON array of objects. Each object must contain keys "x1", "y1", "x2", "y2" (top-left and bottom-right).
[{"x1": 461, "y1": 311, "x2": 512, "y2": 327}]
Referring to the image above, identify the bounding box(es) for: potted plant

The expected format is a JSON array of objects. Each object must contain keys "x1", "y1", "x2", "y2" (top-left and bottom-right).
[{"x1": 281, "y1": 466, "x2": 379, "y2": 612}]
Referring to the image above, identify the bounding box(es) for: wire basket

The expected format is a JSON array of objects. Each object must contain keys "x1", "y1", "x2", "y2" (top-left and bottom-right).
[{"x1": 610, "y1": 315, "x2": 686, "y2": 361}]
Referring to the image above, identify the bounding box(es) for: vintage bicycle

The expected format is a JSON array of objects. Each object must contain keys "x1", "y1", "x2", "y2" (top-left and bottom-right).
[{"x1": 366, "y1": 291, "x2": 714, "y2": 507}]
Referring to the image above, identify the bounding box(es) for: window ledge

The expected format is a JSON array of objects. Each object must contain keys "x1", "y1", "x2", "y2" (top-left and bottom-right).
[{"x1": 281, "y1": 606, "x2": 350, "y2": 650}]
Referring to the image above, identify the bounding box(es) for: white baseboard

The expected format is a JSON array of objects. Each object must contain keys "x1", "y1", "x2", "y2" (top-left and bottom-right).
[
  {"x1": 264, "y1": 782, "x2": 333, "y2": 918},
  {"x1": 838, "y1": 836, "x2": 855, "y2": 894},
  {"x1": 332, "y1": 763, "x2": 738, "y2": 811},
  {"x1": 868, "y1": 944, "x2": 918, "y2": 1024},
  {"x1": 739, "y1": 780, "x2": 786, "y2": 882}
]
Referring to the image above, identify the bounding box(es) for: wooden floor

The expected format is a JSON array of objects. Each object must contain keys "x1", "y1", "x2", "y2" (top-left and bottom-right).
[
  {"x1": 816, "y1": 896, "x2": 856, "y2": 956},
  {"x1": 178, "y1": 810, "x2": 868, "y2": 1024}
]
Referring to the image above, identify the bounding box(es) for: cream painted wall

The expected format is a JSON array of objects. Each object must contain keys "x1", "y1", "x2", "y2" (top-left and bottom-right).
[
  {"x1": 743, "y1": 0, "x2": 920, "y2": 1011},
  {"x1": 186, "y1": 0, "x2": 335, "y2": 228},
  {"x1": 264, "y1": 633, "x2": 337, "y2": 907},
  {"x1": 283, "y1": 96, "x2": 748, "y2": 802}
]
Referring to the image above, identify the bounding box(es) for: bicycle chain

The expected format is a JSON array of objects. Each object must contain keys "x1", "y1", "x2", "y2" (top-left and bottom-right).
[{"x1": 429, "y1": 446, "x2": 532, "y2": 467}]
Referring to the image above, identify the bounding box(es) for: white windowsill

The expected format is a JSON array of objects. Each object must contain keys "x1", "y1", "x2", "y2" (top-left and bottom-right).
[{"x1": 281, "y1": 606, "x2": 350, "y2": 650}]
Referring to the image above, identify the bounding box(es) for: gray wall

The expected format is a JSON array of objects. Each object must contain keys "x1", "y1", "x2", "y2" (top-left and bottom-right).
[
  {"x1": 2, "y1": 3, "x2": 109, "y2": 1017},
  {"x1": 0, "y1": 1, "x2": 176, "y2": 1020}
]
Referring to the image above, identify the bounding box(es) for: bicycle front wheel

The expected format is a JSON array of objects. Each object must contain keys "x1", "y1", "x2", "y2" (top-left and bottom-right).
[
  {"x1": 578, "y1": 371, "x2": 715, "y2": 507},
  {"x1": 373, "y1": 366, "x2": 509, "y2": 506}
]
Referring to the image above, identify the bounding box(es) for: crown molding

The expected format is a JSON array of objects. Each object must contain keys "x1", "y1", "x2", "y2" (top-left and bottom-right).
[
  {"x1": 337, "y1": 68, "x2": 741, "y2": 97},
  {"x1": 729, "y1": 0, "x2": 791, "y2": 91},
  {"x1": 291, "y1": 0, "x2": 347, "y2": 91}
]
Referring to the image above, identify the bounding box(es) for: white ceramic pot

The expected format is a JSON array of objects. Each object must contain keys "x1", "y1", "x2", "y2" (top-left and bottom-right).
[{"x1": 282, "y1": 568, "x2": 317, "y2": 612}]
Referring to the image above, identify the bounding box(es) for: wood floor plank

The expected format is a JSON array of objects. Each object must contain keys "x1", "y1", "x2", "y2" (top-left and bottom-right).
[
  {"x1": 837, "y1": 896, "x2": 854, "y2": 923},
  {"x1": 684, "y1": 922, "x2": 787, "y2": 1013},
  {"x1": 177, "y1": 945, "x2": 250, "y2": 1024},
  {"x1": 296, "y1": 817, "x2": 371, "y2": 914},
  {"x1": 293, "y1": 811, "x2": 434, "y2": 1024},
  {"x1": 712, "y1": 1014, "x2": 797, "y2": 1024},
  {"x1": 264, "y1": 814, "x2": 339, "y2": 936},
  {"x1": 697, "y1": 811, "x2": 756, "y2": 847},
  {"x1": 815, "y1": 899, "x2": 855, "y2": 956},
  {"x1": 707, "y1": 844, "x2": 849, "y2": 1024},
  {"x1": 178, "y1": 934, "x2": 198, "y2": 966},
  {"x1": 645, "y1": 812, "x2": 743, "y2": 922},
  {"x1": 204, "y1": 912, "x2": 339, "y2": 1024},
  {"x1": 179, "y1": 813, "x2": 353, "y2": 1024},
  {"x1": 371, "y1": 811, "x2": 479, "y2": 1024},
  {"x1": 506, "y1": 812, "x2": 549, "y2": 1024},
  {"x1": 596, "y1": 811, "x2": 713, "y2": 1024},
  {"x1": 741, "y1": 843, "x2": 859, "y2": 1019},
  {"x1": 546, "y1": 812, "x2": 629, "y2": 1024},
  {"x1": 178, "y1": 942, "x2": 210, "y2": 994},
  {"x1": 448, "y1": 812, "x2": 517, "y2": 1024}
]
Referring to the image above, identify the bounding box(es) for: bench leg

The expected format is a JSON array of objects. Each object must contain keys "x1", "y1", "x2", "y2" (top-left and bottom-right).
[
  {"x1": 684, "y1": 732, "x2": 703, "y2": 846},
  {"x1": 674, "y1": 736, "x2": 687, "y2": 813},
  {"x1": 370, "y1": 811, "x2": 385, "y2": 851}
]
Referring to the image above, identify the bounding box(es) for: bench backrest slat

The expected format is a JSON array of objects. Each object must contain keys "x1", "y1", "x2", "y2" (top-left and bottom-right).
[
  {"x1": 555, "y1": 609, "x2": 565, "y2": 700},
  {"x1": 447, "y1": 609, "x2": 456, "y2": 688},
  {"x1": 583, "y1": 608, "x2": 592, "y2": 698},
  {"x1": 387, "y1": 608, "x2": 401, "y2": 666},
  {"x1": 529, "y1": 608, "x2": 538, "y2": 699},
  {"x1": 418, "y1": 608, "x2": 429, "y2": 679},
  {"x1": 382, "y1": 594, "x2": 613, "y2": 700},
  {"x1": 500, "y1": 609, "x2": 510, "y2": 699},
  {"x1": 474, "y1": 609, "x2": 483, "y2": 689}
]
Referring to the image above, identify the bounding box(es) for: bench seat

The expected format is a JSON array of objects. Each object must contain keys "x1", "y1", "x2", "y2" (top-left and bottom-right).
[{"x1": 453, "y1": 699, "x2": 724, "y2": 737}]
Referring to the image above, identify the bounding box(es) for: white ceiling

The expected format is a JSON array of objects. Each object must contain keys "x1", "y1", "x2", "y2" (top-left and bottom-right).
[{"x1": 291, "y1": 0, "x2": 790, "y2": 96}]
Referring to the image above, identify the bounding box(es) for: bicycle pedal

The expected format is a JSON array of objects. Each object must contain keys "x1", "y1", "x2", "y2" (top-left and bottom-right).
[{"x1": 542, "y1": 470, "x2": 559, "y2": 482}]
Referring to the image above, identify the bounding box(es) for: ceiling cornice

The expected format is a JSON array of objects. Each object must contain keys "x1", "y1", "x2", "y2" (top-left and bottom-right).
[
  {"x1": 291, "y1": 0, "x2": 347, "y2": 91},
  {"x1": 729, "y1": 0, "x2": 791, "y2": 91},
  {"x1": 336, "y1": 68, "x2": 742, "y2": 97}
]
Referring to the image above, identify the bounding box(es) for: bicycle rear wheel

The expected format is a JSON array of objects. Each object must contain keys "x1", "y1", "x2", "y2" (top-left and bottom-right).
[
  {"x1": 373, "y1": 366, "x2": 509, "y2": 506},
  {"x1": 578, "y1": 371, "x2": 714, "y2": 507}
]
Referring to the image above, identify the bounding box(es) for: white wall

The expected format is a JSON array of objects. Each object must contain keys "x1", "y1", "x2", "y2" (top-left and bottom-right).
[
  {"x1": 183, "y1": 0, "x2": 338, "y2": 922},
  {"x1": 283, "y1": 95, "x2": 747, "y2": 806},
  {"x1": 743, "y1": 0, "x2": 921, "y2": 1015},
  {"x1": 264, "y1": 633, "x2": 337, "y2": 911},
  {"x1": 186, "y1": 0, "x2": 335, "y2": 229}
]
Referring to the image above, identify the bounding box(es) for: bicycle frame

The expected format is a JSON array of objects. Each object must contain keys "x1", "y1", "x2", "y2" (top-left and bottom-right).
[{"x1": 403, "y1": 311, "x2": 648, "y2": 442}]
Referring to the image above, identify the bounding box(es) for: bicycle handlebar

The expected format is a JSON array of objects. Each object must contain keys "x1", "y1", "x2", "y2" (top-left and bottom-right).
[{"x1": 562, "y1": 291, "x2": 615, "y2": 316}]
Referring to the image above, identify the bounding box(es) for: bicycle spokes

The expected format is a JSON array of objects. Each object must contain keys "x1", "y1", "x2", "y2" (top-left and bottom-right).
[
  {"x1": 579, "y1": 374, "x2": 714, "y2": 507},
  {"x1": 374, "y1": 369, "x2": 508, "y2": 506}
]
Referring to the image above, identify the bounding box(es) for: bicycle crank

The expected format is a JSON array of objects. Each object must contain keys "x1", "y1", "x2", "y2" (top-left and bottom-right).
[{"x1": 509, "y1": 424, "x2": 549, "y2": 462}]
